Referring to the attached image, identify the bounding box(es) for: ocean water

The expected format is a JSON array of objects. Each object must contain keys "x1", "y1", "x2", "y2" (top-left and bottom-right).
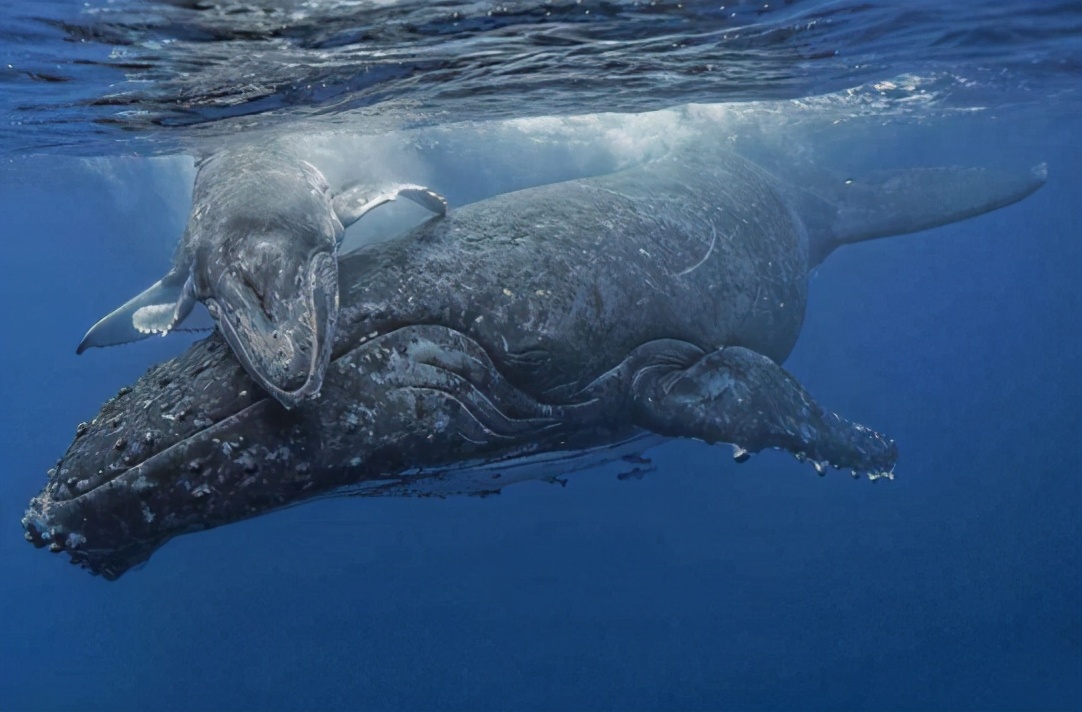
[{"x1": 1, "y1": 1, "x2": 1080, "y2": 710}]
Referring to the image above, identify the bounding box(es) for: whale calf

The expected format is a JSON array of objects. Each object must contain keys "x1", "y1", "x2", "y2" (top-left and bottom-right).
[
  {"x1": 76, "y1": 145, "x2": 447, "y2": 408},
  {"x1": 26, "y1": 143, "x2": 1045, "y2": 578}
]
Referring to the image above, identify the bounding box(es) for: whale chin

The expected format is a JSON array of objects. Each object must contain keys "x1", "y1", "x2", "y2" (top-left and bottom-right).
[
  {"x1": 212, "y1": 250, "x2": 339, "y2": 409},
  {"x1": 23, "y1": 491, "x2": 169, "y2": 581}
]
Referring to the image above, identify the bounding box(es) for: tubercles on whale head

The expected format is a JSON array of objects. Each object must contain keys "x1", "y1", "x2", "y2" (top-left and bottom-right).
[{"x1": 21, "y1": 336, "x2": 277, "y2": 579}]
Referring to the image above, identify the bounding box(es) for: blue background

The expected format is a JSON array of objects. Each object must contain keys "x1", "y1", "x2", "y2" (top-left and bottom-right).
[{"x1": 1, "y1": 114, "x2": 1079, "y2": 710}]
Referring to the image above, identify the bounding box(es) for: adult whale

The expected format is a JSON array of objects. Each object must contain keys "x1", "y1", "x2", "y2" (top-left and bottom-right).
[
  {"x1": 24, "y1": 144, "x2": 1045, "y2": 579},
  {"x1": 76, "y1": 145, "x2": 447, "y2": 408}
]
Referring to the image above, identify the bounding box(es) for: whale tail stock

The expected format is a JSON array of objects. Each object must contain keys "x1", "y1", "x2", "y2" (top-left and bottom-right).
[{"x1": 799, "y1": 162, "x2": 1048, "y2": 266}]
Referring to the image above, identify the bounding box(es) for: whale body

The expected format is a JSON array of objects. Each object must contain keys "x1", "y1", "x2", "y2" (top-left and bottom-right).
[
  {"x1": 76, "y1": 145, "x2": 447, "y2": 408},
  {"x1": 24, "y1": 143, "x2": 1045, "y2": 578}
]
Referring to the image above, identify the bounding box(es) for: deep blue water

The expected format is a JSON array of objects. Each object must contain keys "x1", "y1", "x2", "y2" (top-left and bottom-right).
[{"x1": 1, "y1": 1, "x2": 1080, "y2": 710}]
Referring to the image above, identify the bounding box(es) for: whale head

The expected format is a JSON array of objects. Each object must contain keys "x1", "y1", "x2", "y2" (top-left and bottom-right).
[
  {"x1": 20, "y1": 334, "x2": 330, "y2": 579},
  {"x1": 200, "y1": 227, "x2": 339, "y2": 409}
]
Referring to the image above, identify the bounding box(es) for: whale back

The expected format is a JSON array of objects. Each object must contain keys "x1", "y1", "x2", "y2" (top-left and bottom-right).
[{"x1": 336, "y1": 148, "x2": 811, "y2": 400}]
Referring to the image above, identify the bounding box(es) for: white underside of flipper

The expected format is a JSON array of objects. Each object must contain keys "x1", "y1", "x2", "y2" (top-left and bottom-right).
[{"x1": 131, "y1": 303, "x2": 178, "y2": 335}]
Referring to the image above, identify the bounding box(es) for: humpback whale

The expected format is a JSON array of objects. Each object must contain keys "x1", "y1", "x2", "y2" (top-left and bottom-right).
[
  {"x1": 76, "y1": 145, "x2": 447, "y2": 408},
  {"x1": 25, "y1": 144, "x2": 1046, "y2": 578}
]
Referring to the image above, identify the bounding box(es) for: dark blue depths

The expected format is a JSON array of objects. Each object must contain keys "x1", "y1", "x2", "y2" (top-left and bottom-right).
[{"x1": 0, "y1": 125, "x2": 1079, "y2": 710}]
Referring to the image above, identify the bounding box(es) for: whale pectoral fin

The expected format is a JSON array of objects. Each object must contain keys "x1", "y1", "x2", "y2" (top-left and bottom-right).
[
  {"x1": 806, "y1": 163, "x2": 1048, "y2": 265},
  {"x1": 332, "y1": 182, "x2": 448, "y2": 228},
  {"x1": 394, "y1": 185, "x2": 448, "y2": 217},
  {"x1": 332, "y1": 183, "x2": 393, "y2": 228},
  {"x1": 76, "y1": 273, "x2": 195, "y2": 354},
  {"x1": 627, "y1": 342, "x2": 898, "y2": 478}
]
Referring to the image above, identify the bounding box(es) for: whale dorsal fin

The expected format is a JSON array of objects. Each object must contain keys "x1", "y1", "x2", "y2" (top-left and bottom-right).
[
  {"x1": 76, "y1": 270, "x2": 208, "y2": 353},
  {"x1": 803, "y1": 163, "x2": 1047, "y2": 265},
  {"x1": 332, "y1": 183, "x2": 448, "y2": 229}
]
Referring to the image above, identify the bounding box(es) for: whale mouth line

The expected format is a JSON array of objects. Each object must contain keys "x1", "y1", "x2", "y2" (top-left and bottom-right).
[{"x1": 211, "y1": 251, "x2": 337, "y2": 409}]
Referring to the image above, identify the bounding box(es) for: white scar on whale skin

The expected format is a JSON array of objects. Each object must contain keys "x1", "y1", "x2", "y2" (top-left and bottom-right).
[{"x1": 675, "y1": 224, "x2": 719, "y2": 277}]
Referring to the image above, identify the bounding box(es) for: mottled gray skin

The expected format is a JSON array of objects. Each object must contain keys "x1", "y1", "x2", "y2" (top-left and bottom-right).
[
  {"x1": 25, "y1": 147, "x2": 1045, "y2": 579},
  {"x1": 75, "y1": 146, "x2": 452, "y2": 409},
  {"x1": 76, "y1": 146, "x2": 344, "y2": 408},
  {"x1": 180, "y1": 148, "x2": 345, "y2": 407}
]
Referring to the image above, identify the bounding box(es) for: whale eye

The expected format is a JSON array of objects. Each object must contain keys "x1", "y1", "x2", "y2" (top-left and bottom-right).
[
  {"x1": 241, "y1": 273, "x2": 264, "y2": 302},
  {"x1": 241, "y1": 272, "x2": 273, "y2": 319}
]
